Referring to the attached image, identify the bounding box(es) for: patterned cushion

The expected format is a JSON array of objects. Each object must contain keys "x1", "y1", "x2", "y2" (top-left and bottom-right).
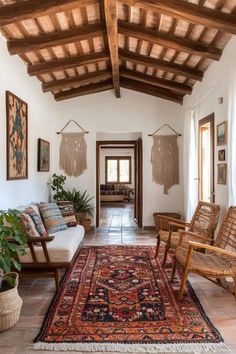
[
  {"x1": 20, "y1": 213, "x2": 41, "y2": 238},
  {"x1": 38, "y1": 203, "x2": 67, "y2": 234},
  {"x1": 57, "y1": 201, "x2": 77, "y2": 227},
  {"x1": 24, "y1": 207, "x2": 48, "y2": 237}
]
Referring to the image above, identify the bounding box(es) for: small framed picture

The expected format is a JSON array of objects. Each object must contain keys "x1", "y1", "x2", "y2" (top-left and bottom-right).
[
  {"x1": 217, "y1": 121, "x2": 227, "y2": 146},
  {"x1": 218, "y1": 149, "x2": 225, "y2": 161},
  {"x1": 38, "y1": 139, "x2": 50, "y2": 172},
  {"x1": 217, "y1": 163, "x2": 227, "y2": 185}
]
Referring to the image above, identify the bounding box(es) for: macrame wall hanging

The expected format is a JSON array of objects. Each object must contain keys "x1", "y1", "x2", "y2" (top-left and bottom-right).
[
  {"x1": 149, "y1": 124, "x2": 181, "y2": 194},
  {"x1": 57, "y1": 120, "x2": 88, "y2": 177}
]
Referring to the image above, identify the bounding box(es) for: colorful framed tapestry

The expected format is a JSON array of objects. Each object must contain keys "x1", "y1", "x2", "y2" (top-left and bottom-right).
[
  {"x1": 216, "y1": 121, "x2": 227, "y2": 146},
  {"x1": 217, "y1": 163, "x2": 227, "y2": 184},
  {"x1": 6, "y1": 91, "x2": 28, "y2": 180},
  {"x1": 38, "y1": 139, "x2": 50, "y2": 172}
]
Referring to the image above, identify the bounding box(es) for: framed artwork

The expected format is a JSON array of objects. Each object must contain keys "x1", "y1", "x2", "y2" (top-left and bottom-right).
[
  {"x1": 6, "y1": 91, "x2": 28, "y2": 180},
  {"x1": 218, "y1": 149, "x2": 225, "y2": 161},
  {"x1": 38, "y1": 139, "x2": 50, "y2": 172},
  {"x1": 216, "y1": 121, "x2": 227, "y2": 146},
  {"x1": 217, "y1": 163, "x2": 227, "y2": 185}
]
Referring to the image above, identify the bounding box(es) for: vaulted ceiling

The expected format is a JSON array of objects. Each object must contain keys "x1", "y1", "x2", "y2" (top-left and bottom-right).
[{"x1": 0, "y1": 0, "x2": 236, "y2": 104}]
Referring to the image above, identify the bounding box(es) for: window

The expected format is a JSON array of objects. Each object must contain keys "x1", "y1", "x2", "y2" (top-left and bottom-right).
[{"x1": 105, "y1": 156, "x2": 131, "y2": 184}]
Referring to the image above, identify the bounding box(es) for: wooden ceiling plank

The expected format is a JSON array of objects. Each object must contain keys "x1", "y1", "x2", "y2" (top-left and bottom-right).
[
  {"x1": 42, "y1": 69, "x2": 112, "y2": 91},
  {"x1": 119, "y1": 21, "x2": 222, "y2": 60},
  {"x1": 0, "y1": 0, "x2": 99, "y2": 27},
  {"x1": 120, "y1": 77, "x2": 183, "y2": 104},
  {"x1": 7, "y1": 23, "x2": 106, "y2": 55},
  {"x1": 54, "y1": 79, "x2": 113, "y2": 101},
  {"x1": 104, "y1": 0, "x2": 120, "y2": 98},
  {"x1": 118, "y1": 0, "x2": 236, "y2": 35},
  {"x1": 121, "y1": 68, "x2": 192, "y2": 94},
  {"x1": 28, "y1": 51, "x2": 109, "y2": 75},
  {"x1": 119, "y1": 49, "x2": 203, "y2": 81}
]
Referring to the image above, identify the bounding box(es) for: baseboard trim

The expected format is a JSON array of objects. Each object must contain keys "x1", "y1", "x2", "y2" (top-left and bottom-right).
[{"x1": 143, "y1": 226, "x2": 155, "y2": 231}]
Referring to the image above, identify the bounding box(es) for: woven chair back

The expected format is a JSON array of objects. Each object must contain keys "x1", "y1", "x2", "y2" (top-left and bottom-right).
[
  {"x1": 215, "y1": 206, "x2": 236, "y2": 252},
  {"x1": 189, "y1": 201, "x2": 220, "y2": 239}
]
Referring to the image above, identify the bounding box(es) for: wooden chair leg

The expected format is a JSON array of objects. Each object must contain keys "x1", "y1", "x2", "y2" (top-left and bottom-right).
[
  {"x1": 54, "y1": 269, "x2": 60, "y2": 290},
  {"x1": 155, "y1": 234, "x2": 161, "y2": 257},
  {"x1": 171, "y1": 256, "x2": 177, "y2": 282},
  {"x1": 162, "y1": 244, "x2": 169, "y2": 266},
  {"x1": 178, "y1": 266, "x2": 189, "y2": 301}
]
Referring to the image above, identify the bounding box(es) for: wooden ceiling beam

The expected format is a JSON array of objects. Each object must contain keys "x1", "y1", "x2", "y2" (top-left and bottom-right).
[
  {"x1": 54, "y1": 79, "x2": 113, "y2": 101},
  {"x1": 8, "y1": 23, "x2": 106, "y2": 55},
  {"x1": 120, "y1": 77, "x2": 183, "y2": 104},
  {"x1": 0, "y1": 0, "x2": 99, "y2": 27},
  {"x1": 42, "y1": 69, "x2": 112, "y2": 92},
  {"x1": 119, "y1": 49, "x2": 203, "y2": 81},
  {"x1": 120, "y1": 68, "x2": 192, "y2": 95},
  {"x1": 118, "y1": 0, "x2": 236, "y2": 35},
  {"x1": 119, "y1": 21, "x2": 222, "y2": 61},
  {"x1": 28, "y1": 51, "x2": 110, "y2": 76},
  {"x1": 104, "y1": 0, "x2": 120, "y2": 98}
]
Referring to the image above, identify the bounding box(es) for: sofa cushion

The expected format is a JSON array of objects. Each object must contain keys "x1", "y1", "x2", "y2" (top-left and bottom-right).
[
  {"x1": 38, "y1": 203, "x2": 67, "y2": 234},
  {"x1": 57, "y1": 201, "x2": 77, "y2": 227},
  {"x1": 20, "y1": 213, "x2": 41, "y2": 238},
  {"x1": 19, "y1": 225, "x2": 85, "y2": 263},
  {"x1": 24, "y1": 207, "x2": 48, "y2": 236}
]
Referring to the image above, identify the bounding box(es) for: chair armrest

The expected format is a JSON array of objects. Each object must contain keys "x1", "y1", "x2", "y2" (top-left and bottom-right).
[
  {"x1": 27, "y1": 236, "x2": 55, "y2": 244},
  {"x1": 154, "y1": 214, "x2": 185, "y2": 224},
  {"x1": 168, "y1": 221, "x2": 186, "y2": 229},
  {"x1": 179, "y1": 231, "x2": 212, "y2": 246},
  {"x1": 188, "y1": 241, "x2": 236, "y2": 258}
]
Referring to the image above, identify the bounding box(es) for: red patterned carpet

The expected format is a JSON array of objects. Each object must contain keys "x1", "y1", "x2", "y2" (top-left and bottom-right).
[{"x1": 34, "y1": 245, "x2": 227, "y2": 352}]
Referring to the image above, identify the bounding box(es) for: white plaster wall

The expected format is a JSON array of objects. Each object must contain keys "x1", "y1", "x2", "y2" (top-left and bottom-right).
[
  {"x1": 0, "y1": 36, "x2": 55, "y2": 208},
  {"x1": 100, "y1": 147, "x2": 135, "y2": 187},
  {"x1": 52, "y1": 89, "x2": 184, "y2": 226},
  {"x1": 183, "y1": 36, "x2": 236, "y2": 219}
]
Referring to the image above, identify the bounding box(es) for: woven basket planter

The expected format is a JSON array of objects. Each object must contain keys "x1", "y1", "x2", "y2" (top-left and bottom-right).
[{"x1": 0, "y1": 272, "x2": 22, "y2": 332}]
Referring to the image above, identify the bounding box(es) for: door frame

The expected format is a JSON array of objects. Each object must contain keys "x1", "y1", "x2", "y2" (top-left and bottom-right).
[
  {"x1": 198, "y1": 113, "x2": 215, "y2": 202},
  {"x1": 96, "y1": 140, "x2": 143, "y2": 227}
]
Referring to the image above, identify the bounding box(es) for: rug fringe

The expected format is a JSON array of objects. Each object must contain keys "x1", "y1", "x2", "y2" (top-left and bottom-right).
[{"x1": 34, "y1": 341, "x2": 229, "y2": 353}]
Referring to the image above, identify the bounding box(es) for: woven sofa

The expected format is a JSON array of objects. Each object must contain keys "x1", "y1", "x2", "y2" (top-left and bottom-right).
[
  {"x1": 16, "y1": 203, "x2": 85, "y2": 290},
  {"x1": 100, "y1": 184, "x2": 125, "y2": 202}
]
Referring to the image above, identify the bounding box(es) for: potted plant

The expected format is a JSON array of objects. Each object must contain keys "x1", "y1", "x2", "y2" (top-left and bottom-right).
[
  {"x1": 63, "y1": 189, "x2": 94, "y2": 231},
  {"x1": 0, "y1": 210, "x2": 27, "y2": 332},
  {"x1": 51, "y1": 173, "x2": 67, "y2": 201}
]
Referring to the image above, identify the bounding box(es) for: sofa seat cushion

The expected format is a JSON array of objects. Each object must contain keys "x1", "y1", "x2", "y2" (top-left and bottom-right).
[{"x1": 19, "y1": 225, "x2": 85, "y2": 264}]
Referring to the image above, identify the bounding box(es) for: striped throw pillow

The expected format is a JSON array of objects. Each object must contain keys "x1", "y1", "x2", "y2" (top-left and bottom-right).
[
  {"x1": 21, "y1": 213, "x2": 41, "y2": 238},
  {"x1": 24, "y1": 207, "x2": 48, "y2": 236},
  {"x1": 57, "y1": 201, "x2": 77, "y2": 227},
  {"x1": 38, "y1": 203, "x2": 67, "y2": 234}
]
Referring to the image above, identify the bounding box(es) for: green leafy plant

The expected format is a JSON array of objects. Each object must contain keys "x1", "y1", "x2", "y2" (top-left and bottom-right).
[
  {"x1": 0, "y1": 210, "x2": 27, "y2": 273},
  {"x1": 0, "y1": 269, "x2": 17, "y2": 293},
  {"x1": 51, "y1": 173, "x2": 67, "y2": 201},
  {"x1": 63, "y1": 189, "x2": 94, "y2": 217}
]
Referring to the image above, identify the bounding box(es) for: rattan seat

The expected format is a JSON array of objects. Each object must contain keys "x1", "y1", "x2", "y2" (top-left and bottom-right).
[
  {"x1": 172, "y1": 206, "x2": 236, "y2": 301},
  {"x1": 154, "y1": 201, "x2": 220, "y2": 266}
]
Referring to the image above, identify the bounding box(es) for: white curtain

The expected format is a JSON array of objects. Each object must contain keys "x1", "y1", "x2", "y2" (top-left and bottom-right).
[
  {"x1": 184, "y1": 108, "x2": 198, "y2": 220},
  {"x1": 228, "y1": 66, "x2": 236, "y2": 206}
]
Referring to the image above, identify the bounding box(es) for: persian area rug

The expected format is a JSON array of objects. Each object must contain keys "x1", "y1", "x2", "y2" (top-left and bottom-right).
[{"x1": 34, "y1": 246, "x2": 228, "y2": 353}]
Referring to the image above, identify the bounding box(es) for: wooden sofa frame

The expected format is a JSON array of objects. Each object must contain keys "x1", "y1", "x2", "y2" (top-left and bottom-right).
[{"x1": 17, "y1": 236, "x2": 84, "y2": 290}]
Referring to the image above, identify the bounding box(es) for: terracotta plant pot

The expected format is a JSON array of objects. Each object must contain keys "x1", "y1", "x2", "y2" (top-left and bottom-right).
[{"x1": 0, "y1": 272, "x2": 22, "y2": 332}]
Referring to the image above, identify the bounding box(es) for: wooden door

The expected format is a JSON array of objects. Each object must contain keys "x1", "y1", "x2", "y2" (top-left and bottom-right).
[
  {"x1": 198, "y1": 114, "x2": 215, "y2": 203},
  {"x1": 134, "y1": 138, "x2": 143, "y2": 227}
]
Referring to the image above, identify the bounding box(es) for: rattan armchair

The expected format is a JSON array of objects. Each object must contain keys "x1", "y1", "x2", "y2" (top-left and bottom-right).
[
  {"x1": 172, "y1": 206, "x2": 236, "y2": 301},
  {"x1": 155, "y1": 201, "x2": 220, "y2": 266}
]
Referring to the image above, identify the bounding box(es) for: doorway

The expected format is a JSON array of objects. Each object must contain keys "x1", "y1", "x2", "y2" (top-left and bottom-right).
[
  {"x1": 198, "y1": 114, "x2": 215, "y2": 203},
  {"x1": 96, "y1": 139, "x2": 143, "y2": 229}
]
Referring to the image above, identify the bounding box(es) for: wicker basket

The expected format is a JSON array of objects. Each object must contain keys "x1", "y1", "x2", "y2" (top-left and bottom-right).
[
  {"x1": 153, "y1": 212, "x2": 181, "y2": 232},
  {"x1": 0, "y1": 272, "x2": 22, "y2": 332}
]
